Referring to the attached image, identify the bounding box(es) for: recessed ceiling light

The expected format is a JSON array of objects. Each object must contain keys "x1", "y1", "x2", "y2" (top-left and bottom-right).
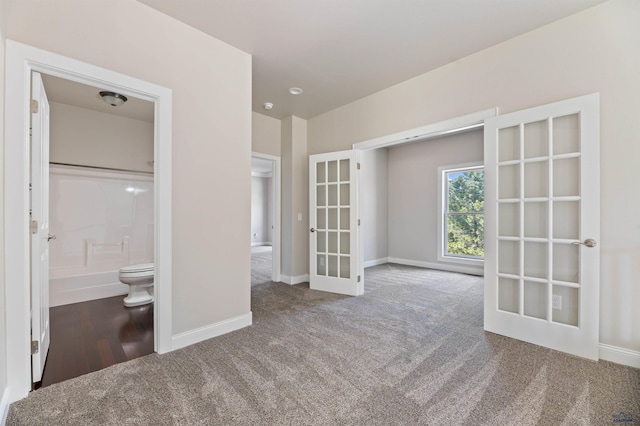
[
  {"x1": 288, "y1": 87, "x2": 303, "y2": 95},
  {"x1": 263, "y1": 102, "x2": 274, "y2": 110}
]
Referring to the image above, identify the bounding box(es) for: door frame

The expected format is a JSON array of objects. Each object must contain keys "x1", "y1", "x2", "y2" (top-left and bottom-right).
[
  {"x1": 4, "y1": 40, "x2": 173, "y2": 402},
  {"x1": 251, "y1": 152, "x2": 281, "y2": 282},
  {"x1": 351, "y1": 108, "x2": 498, "y2": 280}
]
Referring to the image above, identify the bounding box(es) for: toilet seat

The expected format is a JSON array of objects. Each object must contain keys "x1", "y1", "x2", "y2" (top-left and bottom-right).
[{"x1": 120, "y1": 263, "x2": 154, "y2": 273}]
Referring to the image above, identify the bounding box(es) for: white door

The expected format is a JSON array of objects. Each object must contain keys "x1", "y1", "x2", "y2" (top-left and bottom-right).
[
  {"x1": 31, "y1": 72, "x2": 51, "y2": 382},
  {"x1": 484, "y1": 94, "x2": 600, "y2": 360},
  {"x1": 309, "y1": 150, "x2": 363, "y2": 296}
]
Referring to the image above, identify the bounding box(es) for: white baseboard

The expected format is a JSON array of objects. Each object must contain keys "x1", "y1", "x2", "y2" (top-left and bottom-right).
[
  {"x1": 172, "y1": 312, "x2": 252, "y2": 351},
  {"x1": 251, "y1": 242, "x2": 272, "y2": 247},
  {"x1": 364, "y1": 257, "x2": 389, "y2": 268},
  {"x1": 280, "y1": 274, "x2": 309, "y2": 285},
  {"x1": 1, "y1": 387, "x2": 9, "y2": 426},
  {"x1": 387, "y1": 257, "x2": 484, "y2": 276},
  {"x1": 599, "y1": 343, "x2": 640, "y2": 369}
]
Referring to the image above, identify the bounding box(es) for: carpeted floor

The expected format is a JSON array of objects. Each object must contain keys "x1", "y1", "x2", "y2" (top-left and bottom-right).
[
  {"x1": 251, "y1": 245, "x2": 272, "y2": 287},
  {"x1": 7, "y1": 263, "x2": 640, "y2": 425}
]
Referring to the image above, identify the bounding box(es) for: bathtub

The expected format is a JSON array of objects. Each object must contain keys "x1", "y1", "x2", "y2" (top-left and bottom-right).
[{"x1": 49, "y1": 268, "x2": 129, "y2": 307}]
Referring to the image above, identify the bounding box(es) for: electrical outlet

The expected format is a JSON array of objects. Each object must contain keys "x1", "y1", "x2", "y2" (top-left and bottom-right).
[{"x1": 552, "y1": 295, "x2": 562, "y2": 310}]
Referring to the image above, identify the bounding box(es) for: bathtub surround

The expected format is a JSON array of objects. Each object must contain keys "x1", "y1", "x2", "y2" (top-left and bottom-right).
[
  {"x1": 7, "y1": 264, "x2": 640, "y2": 424},
  {"x1": 48, "y1": 165, "x2": 154, "y2": 306}
]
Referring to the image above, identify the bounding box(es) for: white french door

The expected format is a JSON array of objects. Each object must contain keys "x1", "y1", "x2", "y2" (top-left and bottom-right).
[
  {"x1": 31, "y1": 72, "x2": 52, "y2": 382},
  {"x1": 484, "y1": 94, "x2": 600, "y2": 360},
  {"x1": 309, "y1": 150, "x2": 363, "y2": 296}
]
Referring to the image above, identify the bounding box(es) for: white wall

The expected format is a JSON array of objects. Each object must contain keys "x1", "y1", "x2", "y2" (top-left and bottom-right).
[
  {"x1": 252, "y1": 112, "x2": 281, "y2": 157},
  {"x1": 387, "y1": 130, "x2": 483, "y2": 272},
  {"x1": 49, "y1": 102, "x2": 154, "y2": 172},
  {"x1": 251, "y1": 176, "x2": 273, "y2": 245},
  {"x1": 361, "y1": 148, "x2": 388, "y2": 265},
  {"x1": 6, "y1": 0, "x2": 252, "y2": 336},
  {"x1": 308, "y1": 0, "x2": 640, "y2": 353}
]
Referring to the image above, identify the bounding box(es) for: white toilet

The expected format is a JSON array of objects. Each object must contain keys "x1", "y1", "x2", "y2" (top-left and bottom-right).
[{"x1": 119, "y1": 263, "x2": 154, "y2": 307}]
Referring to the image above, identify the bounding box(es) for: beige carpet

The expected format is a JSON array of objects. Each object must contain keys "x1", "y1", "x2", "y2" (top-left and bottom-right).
[
  {"x1": 251, "y1": 245, "x2": 272, "y2": 287},
  {"x1": 7, "y1": 263, "x2": 640, "y2": 425}
]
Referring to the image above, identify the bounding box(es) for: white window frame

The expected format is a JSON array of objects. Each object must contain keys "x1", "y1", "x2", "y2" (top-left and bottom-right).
[{"x1": 437, "y1": 161, "x2": 485, "y2": 265}]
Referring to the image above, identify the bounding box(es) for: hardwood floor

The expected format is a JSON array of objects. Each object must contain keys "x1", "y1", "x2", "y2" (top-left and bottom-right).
[{"x1": 38, "y1": 295, "x2": 154, "y2": 388}]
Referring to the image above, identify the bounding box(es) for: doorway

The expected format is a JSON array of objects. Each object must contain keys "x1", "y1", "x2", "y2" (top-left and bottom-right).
[
  {"x1": 36, "y1": 73, "x2": 156, "y2": 387},
  {"x1": 4, "y1": 41, "x2": 173, "y2": 401},
  {"x1": 250, "y1": 153, "x2": 281, "y2": 286},
  {"x1": 344, "y1": 98, "x2": 600, "y2": 360}
]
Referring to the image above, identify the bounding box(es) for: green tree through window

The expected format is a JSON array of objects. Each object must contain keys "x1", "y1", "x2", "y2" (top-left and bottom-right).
[{"x1": 445, "y1": 168, "x2": 484, "y2": 258}]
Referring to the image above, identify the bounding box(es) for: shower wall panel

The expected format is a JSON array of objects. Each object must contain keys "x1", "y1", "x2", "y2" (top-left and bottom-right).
[{"x1": 49, "y1": 165, "x2": 154, "y2": 305}]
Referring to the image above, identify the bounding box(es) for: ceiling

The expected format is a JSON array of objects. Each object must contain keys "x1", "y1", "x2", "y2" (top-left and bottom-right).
[
  {"x1": 41, "y1": 74, "x2": 154, "y2": 123},
  {"x1": 139, "y1": 0, "x2": 606, "y2": 120}
]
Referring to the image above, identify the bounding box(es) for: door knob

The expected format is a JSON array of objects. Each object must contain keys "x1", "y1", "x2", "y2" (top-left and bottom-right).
[
  {"x1": 572, "y1": 238, "x2": 597, "y2": 248},
  {"x1": 310, "y1": 228, "x2": 316, "y2": 233},
  {"x1": 47, "y1": 234, "x2": 56, "y2": 242}
]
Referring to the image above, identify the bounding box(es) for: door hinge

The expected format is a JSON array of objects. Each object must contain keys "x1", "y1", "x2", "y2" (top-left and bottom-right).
[
  {"x1": 357, "y1": 162, "x2": 361, "y2": 170},
  {"x1": 31, "y1": 340, "x2": 39, "y2": 355},
  {"x1": 30, "y1": 99, "x2": 39, "y2": 114},
  {"x1": 357, "y1": 275, "x2": 361, "y2": 283},
  {"x1": 30, "y1": 219, "x2": 38, "y2": 234},
  {"x1": 358, "y1": 219, "x2": 360, "y2": 226}
]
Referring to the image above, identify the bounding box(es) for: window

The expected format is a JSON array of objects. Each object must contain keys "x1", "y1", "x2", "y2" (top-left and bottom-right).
[{"x1": 440, "y1": 164, "x2": 484, "y2": 262}]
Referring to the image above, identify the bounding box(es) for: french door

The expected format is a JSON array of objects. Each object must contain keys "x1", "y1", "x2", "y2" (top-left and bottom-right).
[
  {"x1": 309, "y1": 150, "x2": 363, "y2": 296},
  {"x1": 484, "y1": 94, "x2": 600, "y2": 360}
]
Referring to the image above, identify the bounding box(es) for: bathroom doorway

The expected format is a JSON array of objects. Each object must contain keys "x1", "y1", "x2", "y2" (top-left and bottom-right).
[
  {"x1": 251, "y1": 153, "x2": 281, "y2": 287},
  {"x1": 36, "y1": 74, "x2": 156, "y2": 387},
  {"x1": 5, "y1": 41, "x2": 173, "y2": 399}
]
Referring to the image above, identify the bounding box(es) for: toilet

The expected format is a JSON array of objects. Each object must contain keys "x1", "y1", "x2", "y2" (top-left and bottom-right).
[{"x1": 119, "y1": 263, "x2": 154, "y2": 307}]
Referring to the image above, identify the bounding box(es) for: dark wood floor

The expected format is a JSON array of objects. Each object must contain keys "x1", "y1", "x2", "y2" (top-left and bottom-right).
[{"x1": 38, "y1": 295, "x2": 154, "y2": 388}]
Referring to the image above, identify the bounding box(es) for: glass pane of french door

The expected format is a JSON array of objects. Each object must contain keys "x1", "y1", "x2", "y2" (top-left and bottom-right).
[
  {"x1": 496, "y1": 114, "x2": 581, "y2": 326},
  {"x1": 315, "y1": 159, "x2": 351, "y2": 279}
]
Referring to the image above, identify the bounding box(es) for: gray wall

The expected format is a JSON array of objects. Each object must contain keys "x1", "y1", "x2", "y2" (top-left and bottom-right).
[
  {"x1": 387, "y1": 130, "x2": 483, "y2": 270},
  {"x1": 251, "y1": 176, "x2": 273, "y2": 245},
  {"x1": 0, "y1": 0, "x2": 6, "y2": 408},
  {"x1": 252, "y1": 112, "x2": 281, "y2": 157},
  {"x1": 281, "y1": 116, "x2": 308, "y2": 281},
  {"x1": 361, "y1": 149, "x2": 388, "y2": 264},
  {"x1": 307, "y1": 0, "x2": 640, "y2": 353}
]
